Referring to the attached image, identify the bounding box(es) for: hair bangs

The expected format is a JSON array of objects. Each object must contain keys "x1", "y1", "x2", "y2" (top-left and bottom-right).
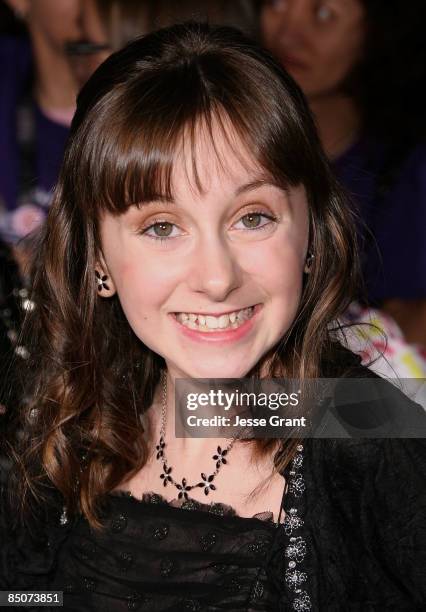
[
  {"x1": 71, "y1": 42, "x2": 321, "y2": 221},
  {"x1": 18, "y1": 23, "x2": 361, "y2": 531}
]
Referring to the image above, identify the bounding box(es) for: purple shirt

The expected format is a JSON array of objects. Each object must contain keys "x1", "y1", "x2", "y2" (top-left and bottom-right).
[{"x1": 333, "y1": 138, "x2": 426, "y2": 304}]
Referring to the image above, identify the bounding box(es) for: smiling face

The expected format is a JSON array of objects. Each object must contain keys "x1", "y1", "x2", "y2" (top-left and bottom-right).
[
  {"x1": 261, "y1": 0, "x2": 366, "y2": 99},
  {"x1": 98, "y1": 123, "x2": 310, "y2": 380}
]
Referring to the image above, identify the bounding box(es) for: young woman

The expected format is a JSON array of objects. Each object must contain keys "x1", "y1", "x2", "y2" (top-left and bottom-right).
[
  {"x1": 260, "y1": 0, "x2": 426, "y2": 347},
  {"x1": 1, "y1": 23, "x2": 424, "y2": 611}
]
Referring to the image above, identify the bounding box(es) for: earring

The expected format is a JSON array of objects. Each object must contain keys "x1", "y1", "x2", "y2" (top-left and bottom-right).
[
  {"x1": 95, "y1": 270, "x2": 110, "y2": 292},
  {"x1": 304, "y1": 252, "x2": 315, "y2": 273}
]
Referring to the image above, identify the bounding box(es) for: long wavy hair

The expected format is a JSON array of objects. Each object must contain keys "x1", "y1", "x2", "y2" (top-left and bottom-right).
[{"x1": 9, "y1": 23, "x2": 359, "y2": 529}]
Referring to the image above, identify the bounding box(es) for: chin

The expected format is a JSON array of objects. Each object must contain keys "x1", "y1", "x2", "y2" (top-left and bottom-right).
[{"x1": 180, "y1": 361, "x2": 254, "y2": 381}]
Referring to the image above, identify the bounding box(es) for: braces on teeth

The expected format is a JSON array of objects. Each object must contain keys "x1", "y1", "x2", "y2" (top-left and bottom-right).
[{"x1": 176, "y1": 307, "x2": 255, "y2": 331}]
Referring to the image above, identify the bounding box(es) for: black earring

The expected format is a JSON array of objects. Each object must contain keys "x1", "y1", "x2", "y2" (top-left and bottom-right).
[
  {"x1": 305, "y1": 252, "x2": 315, "y2": 271},
  {"x1": 95, "y1": 270, "x2": 110, "y2": 292}
]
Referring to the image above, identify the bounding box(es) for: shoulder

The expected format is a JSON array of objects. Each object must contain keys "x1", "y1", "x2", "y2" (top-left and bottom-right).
[
  {"x1": 321, "y1": 343, "x2": 425, "y2": 428},
  {"x1": 305, "y1": 432, "x2": 426, "y2": 518},
  {"x1": 312, "y1": 344, "x2": 426, "y2": 471},
  {"x1": 320, "y1": 343, "x2": 377, "y2": 378},
  {"x1": 309, "y1": 436, "x2": 426, "y2": 476},
  {"x1": 304, "y1": 437, "x2": 426, "y2": 537},
  {"x1": 301, "y1": 437, "x2": 426, "y2": 606}
]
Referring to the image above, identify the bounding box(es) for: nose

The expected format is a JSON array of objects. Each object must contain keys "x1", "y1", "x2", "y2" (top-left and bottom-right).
[
  {"x1": 187, "y1": 235, "x2": 242, "y2": 302},
  {"x1": 274, "y1": 0, "x2": 311, "y2": 48}
]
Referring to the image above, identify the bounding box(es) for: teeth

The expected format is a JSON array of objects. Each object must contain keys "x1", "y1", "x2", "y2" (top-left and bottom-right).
[
  {"x1": 175, "y1": 306, "x2": 255, "y2": 331},
  {"x1": 205, "y1": 316, "x2": 219, "y2": 329},
  {"x1": 218, "y1": 315, "x2": 229, "y2": 329},
  {"x1": 238, "y1": 308, "x2": 253, "y2": 321},
  {"x1": 239, "y1": 308, "x2": 248, "y2": 321}
]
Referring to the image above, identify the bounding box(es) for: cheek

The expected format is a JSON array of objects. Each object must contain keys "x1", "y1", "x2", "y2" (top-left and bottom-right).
[
  {"x1": 313, "y1": 28, "x2": 365, "y2": 90},
  {"x1": 113, "y1": 267, "x2": 161, "y2": 343},
  {"x1": 82, "y1": 0, "x2": 109, "y2": 45},
  {"x1": 59, "y1": 0, "x2": 81, "y2": 20},
  {"x1": 247, "y1": 236, "x2": 305, "y2": 299},
  {"x1": 272, "y1": 250, "x2": 304, "y2": 306},
  {"x1": 260, "y1": 10, "x2": 280, "y2": 47},
  {"x1": 110, "y1": 255, "x2": 182, "y2": 337},
  {"x1": 46, "y1": 2, "x2": 81, "y2": 41},
  {"x1": 113, "y1": 260, "x2": 163, "y2": 311},
  {"x1": 259, "y1": 245, "x2": 304, "y2": 342}
]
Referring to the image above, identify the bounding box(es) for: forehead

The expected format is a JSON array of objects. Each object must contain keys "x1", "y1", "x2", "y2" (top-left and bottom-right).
[
  {"x1": 88, "y1": 101, "x2": 309, "y2": 221},
  {"x1": 169, "y1": 117, "x2": 274, "y2": 201}
]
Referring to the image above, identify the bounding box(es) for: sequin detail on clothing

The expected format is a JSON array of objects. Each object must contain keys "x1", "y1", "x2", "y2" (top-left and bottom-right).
[
  {"x1": 59, "y1": 506, "x2": 68, "y2": 526},
  {"x1": 283, "y1": 444, "x2": 311, "y2": 611}
]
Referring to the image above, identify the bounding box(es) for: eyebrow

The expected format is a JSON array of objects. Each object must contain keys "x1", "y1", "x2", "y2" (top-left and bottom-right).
[
  {"x1": 234, "y1": 179, "x2": 287, "y2": 197},
  {"x1": 136, "y1": 195, "x2": 176, "y2": 208},
  {"x1": 136, "y1": 179, "x2": 286, "y2": 208}
]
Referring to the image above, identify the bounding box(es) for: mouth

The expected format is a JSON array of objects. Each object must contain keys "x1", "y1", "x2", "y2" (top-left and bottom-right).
[
  {"x1": 171, "y1": 305, "x2": 260, "y2": 333},
  {"x1": 281, "y1": 54, "x2": 309, "y2": 70}
]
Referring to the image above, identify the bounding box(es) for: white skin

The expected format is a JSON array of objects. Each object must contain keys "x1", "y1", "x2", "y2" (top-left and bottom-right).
[
  {"x1": 99, "y1": 125, "x2": 310, "y2": 383},
  {"x1": 261, "y1": 0, "x2": 366, "y2": 157},
  {"x1": 97, "y1": 123, "x2": 309, "y2": 513}
]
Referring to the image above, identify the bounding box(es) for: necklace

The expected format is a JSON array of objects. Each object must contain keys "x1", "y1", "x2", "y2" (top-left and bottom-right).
[{"x1": 155, "y1": 371, "x2": 236, "y2": 500}]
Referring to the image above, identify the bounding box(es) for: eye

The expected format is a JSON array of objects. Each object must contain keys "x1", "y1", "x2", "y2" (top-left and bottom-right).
[
  {"x1": 234, "y1": 211, "x2": 278, "y2": 231},
  {"x1": 316, "y1": 4, "x2": 334, "y2": 22},
  {"x1": 265, "y1": 0, "x2": 288, "y2": 11},
  {"x1": 140, "y1": 220, "x2": 182, "y2": 241}
]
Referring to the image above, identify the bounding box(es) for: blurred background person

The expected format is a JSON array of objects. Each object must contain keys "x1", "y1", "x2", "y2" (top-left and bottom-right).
[
  {"x1": 68, "y1": 0, "x2": 258, "y2": 88},
  {"x1": 0, "y1": 0, "x2": 81, "y2": 467},
  {"x1": 0, "y1": 0, "x2": 81, "y2": 245},
  {"x1": 260, "y1": 0, "x2": 426, "y2": 348}
]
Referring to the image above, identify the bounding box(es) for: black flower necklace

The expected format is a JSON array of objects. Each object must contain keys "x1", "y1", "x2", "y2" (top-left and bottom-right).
[{"x1": 155, "y1": 372, "x2": 236, "y2": 500}]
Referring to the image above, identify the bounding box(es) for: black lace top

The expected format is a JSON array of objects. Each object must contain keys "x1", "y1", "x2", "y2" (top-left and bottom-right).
[
  {"x1": 1, "y1": 435, "x2": 425, "y2": 611},
  {"x1": 56, "y1": 489, "x2": 285, "y2": 611}
]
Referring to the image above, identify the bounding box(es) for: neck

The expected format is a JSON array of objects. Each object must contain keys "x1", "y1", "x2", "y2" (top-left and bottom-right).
[
  {"x1": 30, "y1": 27, "x2": 77, "y2": 119},
  {"x1": 148, "y1": 373, "x2": 239, "y2": 459},
  {"x1": 308, "y1": 92, "x2": 361, "y2": 160}
]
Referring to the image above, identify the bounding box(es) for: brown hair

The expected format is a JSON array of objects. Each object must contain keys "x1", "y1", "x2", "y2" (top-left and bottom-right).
[{"x1": 10, "y1": 23, "x2": 359, "y2": 529}]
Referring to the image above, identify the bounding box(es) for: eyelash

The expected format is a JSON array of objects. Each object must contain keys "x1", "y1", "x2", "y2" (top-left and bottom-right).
[{"x1": 139, "y1": 211, "x2": 279, "y2": 243}]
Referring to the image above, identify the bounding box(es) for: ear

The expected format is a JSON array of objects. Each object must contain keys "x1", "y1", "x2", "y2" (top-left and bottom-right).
[
  {"x1": 95, "y1": 260, "x2": 116, "y2": 298},
  {"x1": 304, "y1": 251, "x2": 314, "y2": 274}
]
